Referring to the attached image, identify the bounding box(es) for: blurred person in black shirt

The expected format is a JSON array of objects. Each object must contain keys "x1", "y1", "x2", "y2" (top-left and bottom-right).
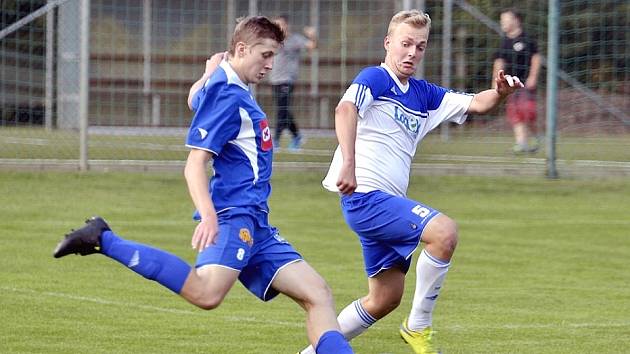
[{"x1": 493, "y1": 8, "x2": 542, "y2": 154}]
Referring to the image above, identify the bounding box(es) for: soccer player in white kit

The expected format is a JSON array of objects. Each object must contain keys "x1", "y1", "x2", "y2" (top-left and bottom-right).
[{"x1": 299, "y1": 9, "x2": 523, "y2": 354}]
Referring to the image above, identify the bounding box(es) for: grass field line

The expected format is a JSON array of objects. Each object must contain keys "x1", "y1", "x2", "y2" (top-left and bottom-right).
[
  {"x1": 4, "y1": 285, "x2": 630, "y2": 331},
  {"x1": 2, "y1": 158, "x2": 630, "y2": 178},
  {"x1": 2, "y1": 286, "x2": 200, "y2": 316},
  {"x1": 1, "y1": 285, "x2": 303, "y2": 328},
  {"x1": 3, "y1": 135, "x2": 630, "y2": 168},
  {"x1": 7, "y1": 218, "x2": 630, "y2": 228},
  {"x1": 456, "y1": 219, "x2": 630, "y2": 226}
]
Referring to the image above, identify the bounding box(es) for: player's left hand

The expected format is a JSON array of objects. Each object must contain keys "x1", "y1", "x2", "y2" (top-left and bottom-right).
[
  {"x1": 205, "y1": 52, "x2": 226, "y2": 75},
  {"x1": 495, "y1": 70, "x2": 523, "y2": 97}
]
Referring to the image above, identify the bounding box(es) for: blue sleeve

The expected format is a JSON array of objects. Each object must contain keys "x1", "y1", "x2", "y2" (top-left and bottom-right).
[
  {"x1": 190, "y1": 69, "x2": 223, "y2": 112},
  {"x1": 352, "y1": 66, "x2": 390, "y2": 99},
  {"x1": 185, "y1": 85, "x2": 240, "y2": 155},
  {"x1": 190, "y1": 86, "x2": 205, "y2": 112},
  {"x1": 422, "y1": 81, "x2": 448, "y2": 111}
]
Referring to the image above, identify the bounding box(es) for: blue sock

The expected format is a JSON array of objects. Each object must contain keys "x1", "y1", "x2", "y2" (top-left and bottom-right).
[
  {"x1": 100, "y1": 231, "x2": 191, "y2": 294},
  {"x1": 315, "y1": 330, "x2": 353, "y2": 354}
]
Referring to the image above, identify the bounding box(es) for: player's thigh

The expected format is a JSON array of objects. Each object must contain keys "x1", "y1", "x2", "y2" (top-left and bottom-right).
[{"x1": 271, "y1": 260, "x2": 332, "y2": 306}]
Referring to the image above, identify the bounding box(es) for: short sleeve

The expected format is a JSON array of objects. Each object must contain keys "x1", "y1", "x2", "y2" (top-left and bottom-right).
[
  {"x1": 339, "y1": 66, "x2": 389, "y2": 116},
  {"x1": 185, "y1": 87, "x2": 240, "y2": 155},
  {"x1": 289, "y1": 34, "x2": 309, "y2": 51},
  {"x1": 423, "y1": 82, "x2": 448, "y2": 111},
  {"x1": 493, "y1": 37, "x2": 510, "y2": 60},
  {"x1": 190, "y1": 82, "x2": 207, "y2": 112},
  {"x1": 529, "y1": 37, "x2": 538, "y2": 54},
  {"x1": 426, "y1": 88, "x2": 474, "y2": 129}
]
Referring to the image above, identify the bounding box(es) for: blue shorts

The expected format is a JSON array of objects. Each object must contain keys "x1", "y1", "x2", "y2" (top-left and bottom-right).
[
  {"x1": 195, "y1": 209, "x2": 302, "y2": 301},
  {"x1": 341, "y1": 190, "x2": 440, "y2": 277}
]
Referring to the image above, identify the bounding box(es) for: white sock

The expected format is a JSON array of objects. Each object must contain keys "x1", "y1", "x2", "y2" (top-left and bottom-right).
[
  {"x1": 299, "y1": 299, "x2": 376, "y2": 354},
  {"x1": 407, "y1": 249, "x2": 450, "y2": 331}
]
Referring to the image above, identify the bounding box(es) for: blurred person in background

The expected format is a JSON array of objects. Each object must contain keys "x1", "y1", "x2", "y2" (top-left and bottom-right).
[
  {"x1": 493, "y1": 7, "x2": 542, "y2": 154},
  {"x1": 269, "y1": 14, "x2": 317, "y2": 151}
]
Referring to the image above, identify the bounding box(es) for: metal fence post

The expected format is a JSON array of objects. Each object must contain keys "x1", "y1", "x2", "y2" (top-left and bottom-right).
[
  {"x1": 79, "y1": 0, "x2": 90, "y2": 171},
  {"x1": 45, "y1": 1, "x2": 55, "y2": 131},
  {"x1": 441, "y1": 0, "x2": 452, "y2": 141},
  {"x1": 546, "y1": 0, "x2": 559, "y2": 178}
]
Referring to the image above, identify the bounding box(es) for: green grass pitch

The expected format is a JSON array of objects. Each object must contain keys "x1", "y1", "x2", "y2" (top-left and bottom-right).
[{"x1": 1, "y1": 171, "x2": 629, "y2": 353}]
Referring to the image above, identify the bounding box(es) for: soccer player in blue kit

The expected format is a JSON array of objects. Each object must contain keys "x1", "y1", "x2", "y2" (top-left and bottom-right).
[
  {"x1": 299, "y1": 9, "x2": 523, "y2": 354},
  {"x1": 53, "y1": 16, "x2": 352, "y2": 354}
]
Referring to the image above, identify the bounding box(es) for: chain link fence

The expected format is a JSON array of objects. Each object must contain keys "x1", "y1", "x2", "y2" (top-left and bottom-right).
[{"x1": 1, "y1": 0, "x2": 628, "y2": 174}]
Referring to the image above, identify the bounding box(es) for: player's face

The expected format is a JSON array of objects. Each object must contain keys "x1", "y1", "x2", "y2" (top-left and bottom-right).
[
  {"x1": 384, "y1": 23, "x2": 429, "y2": 83},
  {"x1": 239, "y1": 38, "x2": 280, "y2": 84}
]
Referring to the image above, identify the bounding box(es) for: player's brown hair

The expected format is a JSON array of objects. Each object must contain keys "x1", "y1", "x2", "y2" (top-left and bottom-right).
[
  {"x1": 387, "y1": 9, "x2": 431, "y2": 36},
  {"x1": 228, "y1": 16, "x2": 285, "y2": 56}
]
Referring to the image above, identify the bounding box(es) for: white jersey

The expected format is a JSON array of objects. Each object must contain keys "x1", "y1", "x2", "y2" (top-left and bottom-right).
[{"x1": 322, "y1": 63, "x2": 474, "y2": 197}]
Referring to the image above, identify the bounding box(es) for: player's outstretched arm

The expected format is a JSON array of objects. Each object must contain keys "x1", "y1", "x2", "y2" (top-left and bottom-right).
[
  {"x1": 187, "y1": 52, "x2": 226, "y2": 110},
  {"x1": 335, "y1": 101, "x2": 359, "y2": 195},
  {"x1": 184, "y1": 148, "x2": 219, "y2": 251},
  {"x1": 467, "y1": 70, "x2": 523, "y2": 115}
]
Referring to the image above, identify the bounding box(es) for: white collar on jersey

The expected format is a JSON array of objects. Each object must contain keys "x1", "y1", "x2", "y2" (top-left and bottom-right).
[
  {"x1": 220, "y1": 60, "x2": 249, "y2": 91},
  {"x1": 380, "y1": 63, "x2": 410, "y2": 94}
]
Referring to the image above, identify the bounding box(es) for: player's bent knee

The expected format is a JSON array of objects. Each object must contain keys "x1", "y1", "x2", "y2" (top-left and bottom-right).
[
  {"x1": 428, "y1": 216, "x2": 459, "y2": 254},
  {"x1": 303, "y1": 281, "x2": 334, "y2": 309},
  {"x1": 196, "y1": 296, "x2": 224, "y2": 311},
  {"x1": 381, "y1": 296, "x2": 402, "y2": 314},
  {"x1": 364, "y1": 293, "x2": 401, "y2": 318},
  {"x1": 189, "y1": 291, "x2": 226, "y2": 310},
  {"x1": 441, "y1": 224, "x2": 458, "y2": 253}
]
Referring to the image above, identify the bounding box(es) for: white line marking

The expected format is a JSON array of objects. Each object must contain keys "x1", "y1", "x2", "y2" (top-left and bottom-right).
[
  {"x1": 3, "y1": 286, "x2": 629, "y2": 331},
  {"x1": 1, "y1": 286, "x2": 303, "y2": 327}
]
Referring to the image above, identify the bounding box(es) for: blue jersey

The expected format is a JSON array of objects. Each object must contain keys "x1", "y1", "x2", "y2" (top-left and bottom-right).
[{"x1": 186, "y1": 61, "x2": 274, "y2": 215}]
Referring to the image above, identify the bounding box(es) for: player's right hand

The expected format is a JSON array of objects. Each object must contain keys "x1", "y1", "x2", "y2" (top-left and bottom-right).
[
  {"x1": 336, "y1": 164, "x2": 357, "y2": 195},
  {"x1": 192, "y1": 217, "x2": 219, "y2": 252}
]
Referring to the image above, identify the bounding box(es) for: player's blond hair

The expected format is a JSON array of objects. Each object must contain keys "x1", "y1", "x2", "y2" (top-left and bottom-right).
[{"x1": 387, "y1": 10, "x2": 431, "y2": 35}]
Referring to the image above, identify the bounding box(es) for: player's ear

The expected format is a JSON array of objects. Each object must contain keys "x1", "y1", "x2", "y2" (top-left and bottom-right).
[
  {"x1": 235, "y1": 42, "x2": 247, "y2": 58},
  {"x1": 384, "y1": 36, "x2": 391, "y2": 51}
]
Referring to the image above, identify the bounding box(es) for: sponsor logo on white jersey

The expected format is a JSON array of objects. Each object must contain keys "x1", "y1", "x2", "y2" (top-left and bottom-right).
[{"x1": 393, "y1": 106, "x2": 420, "y2": 134}]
